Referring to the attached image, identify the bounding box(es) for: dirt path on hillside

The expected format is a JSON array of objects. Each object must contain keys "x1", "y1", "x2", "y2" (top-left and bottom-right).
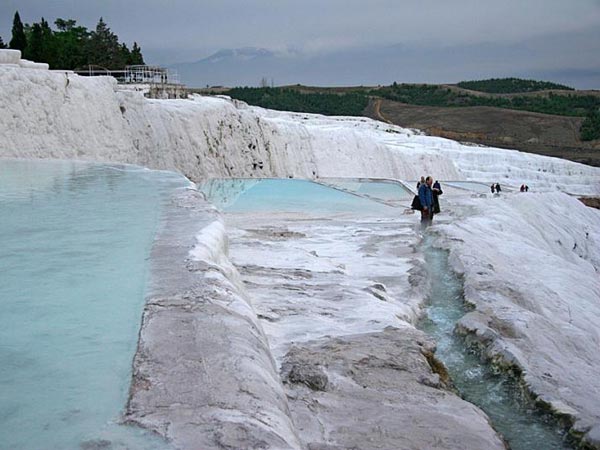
[
  {"x1": 364, "y1": 98, "x2": 600, "y2": 167},
  {"x1": 372, "y1": 98, "x2": 393, "y2": 124}
]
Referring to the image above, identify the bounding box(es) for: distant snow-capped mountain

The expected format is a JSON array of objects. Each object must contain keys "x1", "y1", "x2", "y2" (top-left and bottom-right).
[
  {"x1": 203, "y1": 47, "x2": 275, "y2": 63},
  {"x1": 169, "y1": 34, "x2": 600, "y2": 89},
  {"x1": 171, "y1": 47, "x2": 283, "y2": 87}
]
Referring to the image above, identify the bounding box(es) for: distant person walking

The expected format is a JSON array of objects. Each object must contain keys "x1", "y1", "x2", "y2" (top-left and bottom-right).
[
  {"x1": 495, "y1": 183, "x2": 501, "y2": 193},
  {"x1": 432, "y1": 180, "x2": 443, "y2": 214},
  {"x1": 416, "y1": 176, "x2": 425, "y2": 190},
  {"x1": 491, "y1": 184, "x2": 495, "y2": 194},
  {"x1": 418, "y1": 176, "x2": 434, "y2": 224},
  {"x1": 520, "y1": 184, "x2": 525, "y2": 192}
]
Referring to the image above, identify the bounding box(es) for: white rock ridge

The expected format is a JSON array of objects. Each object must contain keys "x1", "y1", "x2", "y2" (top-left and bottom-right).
[
  {"x1": 125, "y1": 190, "x2": 303, "y2": 449},
  {"x1": 438, "y1": 192, "x2": 600, "y2": 447},
  {"x1": 0, "y1": 49, "x2": 599, "y2": 194}
]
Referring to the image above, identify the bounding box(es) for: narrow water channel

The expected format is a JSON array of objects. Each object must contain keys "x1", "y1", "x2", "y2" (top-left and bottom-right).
[{"x1": 418, "y1": 236, "x2": 572, "y2": 450}]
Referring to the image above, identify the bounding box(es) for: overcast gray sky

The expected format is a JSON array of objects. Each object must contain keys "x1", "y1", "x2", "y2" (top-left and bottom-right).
[{"x1": 2, "y1": 0, "x2": 600, "y2": 86}]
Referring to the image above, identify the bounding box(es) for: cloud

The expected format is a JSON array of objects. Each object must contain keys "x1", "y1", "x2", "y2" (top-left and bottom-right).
[{"x1": 1, "y1": 0, "x2": 599, "y2": 68}]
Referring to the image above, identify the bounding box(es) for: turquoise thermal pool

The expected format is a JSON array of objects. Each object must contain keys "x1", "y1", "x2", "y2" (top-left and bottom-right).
[
  {"x1": 198, "y1": 178, "x2": 398, "y2": 213},
  {"x1": 198, "y1": 178, "x2": 492, "y2": 214},
  {"x1": 317, "y1": 178, "x2": 413, "y2": 204},
  {"x1": 0, "y1": 159, "x2": 187, "y2": 450}
]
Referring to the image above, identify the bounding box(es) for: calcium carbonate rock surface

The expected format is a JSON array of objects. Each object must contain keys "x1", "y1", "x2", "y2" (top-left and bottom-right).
[
  {"x1": 125, "y1": 190, "x2": 302, "y2": 449},
  {"x1": 438, "y1": 192, "x2": 600, "y2": 447},
  {"x1": 1, "y1": 53, "x2": 599, "y2": 194},
  {"x1": 222, "y1": 196, "x2": 506, "y2": 449},
  {"x1": 281, "y1": 329, "x2": 506, "y2": 450},
  {"x1": 3, "y1": 49, "x2": 600, "y2": 448}
]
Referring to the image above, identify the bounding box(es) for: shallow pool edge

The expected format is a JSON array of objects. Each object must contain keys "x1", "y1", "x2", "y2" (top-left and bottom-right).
[{"x1": 123, "y1": 188, "x2": 302, "y2": 449}]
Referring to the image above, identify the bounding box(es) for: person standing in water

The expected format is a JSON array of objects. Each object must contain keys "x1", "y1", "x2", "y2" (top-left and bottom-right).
[
  {"x1": 432, "y1": 180, "x2": 443, "y2": 214},
  {"x1": 418, "y1": 176, "x2": 434, "y2": 224}
]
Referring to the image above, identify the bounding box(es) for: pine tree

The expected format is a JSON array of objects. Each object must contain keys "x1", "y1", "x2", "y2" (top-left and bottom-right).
[
  {"x1": 4, "y1": 14, "x2": 146, "y2": 70},
  {"x1": 54, "y1": 18, "x2": 77, "y2": 32},
  {"x1": 87, "y1": 17, "x2": 125, "y2": 69},
  {"x1": 53, "y1": 19, "x2": 89, "y2": 69},
  {"x1": 25, "y1": 22, "x2": 43, "y2": 61},
  {"x1": 119, "y1": 42, "x2": 131, "y2": 67},
  {"x1": 21, "y1": 17, "x2": 56, "y2": 64},
  {"x1": 40, "y1": 18, "x2": 58, "y2": 66},
  {"x1": 9, "y1": 11, "x2": 27, "y2": 51},
  {"x1": 129, "y1": 42, "x2": 144, "y2": 65}
]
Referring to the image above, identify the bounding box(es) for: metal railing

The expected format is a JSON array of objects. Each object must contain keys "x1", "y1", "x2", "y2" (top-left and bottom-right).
[{"x1": 74, "y1": 64, "x2": 180, "y2": 85}]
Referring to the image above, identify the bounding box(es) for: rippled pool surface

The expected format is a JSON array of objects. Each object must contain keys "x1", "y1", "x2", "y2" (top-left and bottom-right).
[
  {"x1": 317, "y1": 178, "x2": 413, "y2": 203},
  {"x1": 198, "y1": 178, "x2": 396, "y2": 214},
  {"x1": 0, "y1": 159, "x2": 187, "y2": 450},
  {"x1": 419, "y1": 237, "x2": 571, "y2": 450}
]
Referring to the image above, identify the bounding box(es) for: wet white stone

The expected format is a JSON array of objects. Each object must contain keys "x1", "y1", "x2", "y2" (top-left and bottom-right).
[
  {"x1": 224, "y1": 205, "x2": 505, "y2": 448},
  {"x1": 125, "y1": 191, "x2": 302, "y2": 449},
  {"x1": 438, "y1": 192, "x2": 600, "y2": 446}
]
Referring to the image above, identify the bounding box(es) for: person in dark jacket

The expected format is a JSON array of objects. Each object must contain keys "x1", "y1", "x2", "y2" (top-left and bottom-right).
[
  {"x1": 432, "y1": 180, "x2": 443, "y2": 214},
  {"x1": 495, "y1": 183, "x2": 501, "y2": 193},
  {"x1": 491, "y1": 184, "x2": 495, "y2": 194},
  {"x1": 418, "y1": 176, "x2": 434, "y2": 224}
]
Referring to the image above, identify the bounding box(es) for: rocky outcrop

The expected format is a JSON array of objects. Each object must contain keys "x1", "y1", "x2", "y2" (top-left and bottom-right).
[{"x1": 281, "y1": 328, "x2": 506, "y2": 450}]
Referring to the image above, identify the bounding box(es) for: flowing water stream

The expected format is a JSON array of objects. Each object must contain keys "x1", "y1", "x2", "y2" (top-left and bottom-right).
[{"x1": 418, "y1": 236, "x2": 573, "y2": 450}]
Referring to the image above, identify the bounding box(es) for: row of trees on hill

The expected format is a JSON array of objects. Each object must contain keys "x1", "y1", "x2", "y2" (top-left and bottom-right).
[
  {"x1": 1, "y1": 11, "x2": 144, "y2": 70},
  {"x1": 457, "y1": 78, "x2": 574, "y2": 93},
  {"x1": 226, "y1": 87, "x2": 369, "y2": 116},
  {"x1": 374, "y1": 83, "x2": 600, "y2": 117}
]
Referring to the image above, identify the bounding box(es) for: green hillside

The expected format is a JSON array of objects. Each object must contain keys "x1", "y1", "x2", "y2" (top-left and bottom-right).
[
  {"x1": 225, "y1": 87, "x2": 368, "y2": 116},
  {"x1": 457, "y1": 78, "x2": 574, "y2": 93},
  {"x1": 223, "y1": 82, "x2": 600, "y2": 141},
  {"x1": 373, "y1": 83, "x2": 599, "y2": 118}
]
